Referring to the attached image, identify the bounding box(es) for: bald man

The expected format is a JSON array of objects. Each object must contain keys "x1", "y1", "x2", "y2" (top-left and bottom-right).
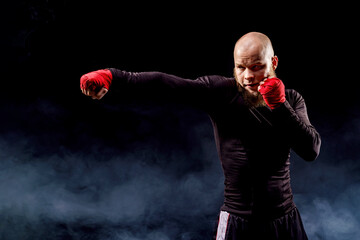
[{"x1": 80, "y1": 32, "x2": 321, "y2": 240}]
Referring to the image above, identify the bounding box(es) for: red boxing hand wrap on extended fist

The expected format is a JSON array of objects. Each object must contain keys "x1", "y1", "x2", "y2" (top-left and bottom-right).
[
  {"x1": 80, "y1": 69, "x2": 113, "y2": 92},
  {"x1": 258, "y1": 77, "x2": 286, "y2": 109}
]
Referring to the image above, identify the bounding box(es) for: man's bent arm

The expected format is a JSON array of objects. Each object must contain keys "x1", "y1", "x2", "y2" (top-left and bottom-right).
[{"x1": 272, "y1": 90, "x2": 321, "y2": 161}]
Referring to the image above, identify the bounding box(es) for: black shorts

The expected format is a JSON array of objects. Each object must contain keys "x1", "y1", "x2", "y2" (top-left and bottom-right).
[{"x1": 213, "y1": 207, "x2": 308, "y2": 240}]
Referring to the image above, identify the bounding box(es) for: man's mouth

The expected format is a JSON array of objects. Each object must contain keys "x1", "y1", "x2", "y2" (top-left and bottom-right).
[{"x1": 244, "y1": 83, "x2": 259, "y2": 88}]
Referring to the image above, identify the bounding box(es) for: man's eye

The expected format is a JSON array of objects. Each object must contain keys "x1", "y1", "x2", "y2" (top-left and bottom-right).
[
  {"x1": 238, "y1": 66, "x2": 245, "y2": 70},
  {"x1": 253, "y1": 65, "x2": 264, "y2": 70}
]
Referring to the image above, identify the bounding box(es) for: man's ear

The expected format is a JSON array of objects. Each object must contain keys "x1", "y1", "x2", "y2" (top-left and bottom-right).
[{"x1": 271, "y1": 56, "x2": 279, "y2": 70}]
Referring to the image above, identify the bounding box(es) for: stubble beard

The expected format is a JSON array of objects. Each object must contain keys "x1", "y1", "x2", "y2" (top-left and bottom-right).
[
  {"x1": 239, "y1": 85, "x2": 267, "y2": 108},
  {"x1": 233, "y1": 74, "x2": 267, "y2": 108}
]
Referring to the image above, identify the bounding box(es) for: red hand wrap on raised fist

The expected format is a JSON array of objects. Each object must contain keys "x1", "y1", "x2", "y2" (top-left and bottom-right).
[
  {"x1": 80, "y1": 69, "x2": 113, "y2": 92},
  {"x1": 258, "y1": 77, "x2": 286, "y2": 109}
]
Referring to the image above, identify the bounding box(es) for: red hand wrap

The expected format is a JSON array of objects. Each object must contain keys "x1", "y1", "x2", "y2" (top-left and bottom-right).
[
  {"x1": 258, "y1": 77, "x2": 286, "y2": 109},
  {"x1": 80, "y1": 69, "x2": 113, "y2": 92}
]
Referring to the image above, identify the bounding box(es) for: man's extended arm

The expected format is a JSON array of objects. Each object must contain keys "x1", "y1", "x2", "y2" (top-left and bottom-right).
[
  {"x1": 80, "y1": 68, "x2": 235, "y2": 109},
  {"x1": 108, "y1": 68, "x2": 213, "y2": 104}
]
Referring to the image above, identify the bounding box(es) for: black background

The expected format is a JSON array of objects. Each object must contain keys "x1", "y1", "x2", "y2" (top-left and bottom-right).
[{"x1": 0, "y1": 1, "x2": 359, "y2": 240}]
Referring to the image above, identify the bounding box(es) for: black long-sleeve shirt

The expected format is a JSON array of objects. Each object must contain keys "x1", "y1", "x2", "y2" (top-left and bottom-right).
[{"x1": 108, "y1": 69, "x2": 321, "y2": 219}]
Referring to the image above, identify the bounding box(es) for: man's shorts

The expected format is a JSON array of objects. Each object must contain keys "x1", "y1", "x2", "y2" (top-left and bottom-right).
[{"x1": 213, "y1": 207, "x2": 308, "y2": 240}]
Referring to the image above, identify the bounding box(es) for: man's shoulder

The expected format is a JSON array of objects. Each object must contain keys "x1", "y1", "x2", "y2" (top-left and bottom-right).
[
  {"x1": 195, "y1": 75, "x2": 239, "y2": 105},
  {"x1": 285, "y1": 89, "x2": 305, "y2": 107}
]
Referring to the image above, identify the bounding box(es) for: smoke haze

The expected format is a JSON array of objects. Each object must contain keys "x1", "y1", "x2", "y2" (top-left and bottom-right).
[{"x1": 0, "y1": 99, "x2": 225, "y2": 240}]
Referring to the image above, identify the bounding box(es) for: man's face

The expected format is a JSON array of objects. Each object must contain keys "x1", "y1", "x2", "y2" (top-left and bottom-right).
[{"x1": 233, "y1": 44, "x2": 276, "y2": 97}]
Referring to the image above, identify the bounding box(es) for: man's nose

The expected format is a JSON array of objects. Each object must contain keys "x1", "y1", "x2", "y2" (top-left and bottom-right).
[{"x1": 244, "y1": 68, "x2": 255, "y2": 80}]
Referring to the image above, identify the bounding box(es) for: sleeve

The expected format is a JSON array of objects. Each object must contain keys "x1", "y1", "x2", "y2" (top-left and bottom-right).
[
  {"x1": 107, "y1": 68, "x2": 235, "y2": 110},
  {"x1": 272, "y1": 89, "x2": 321, "y2": 161}
]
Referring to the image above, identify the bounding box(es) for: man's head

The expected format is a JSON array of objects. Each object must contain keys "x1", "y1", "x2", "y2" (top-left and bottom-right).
[{"x1": 233, "y1": 32, "x2": 278, "y2": 107}]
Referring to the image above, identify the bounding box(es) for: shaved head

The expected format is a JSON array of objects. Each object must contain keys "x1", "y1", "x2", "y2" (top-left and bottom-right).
[{"x1": 234, "y1": 32, "x2": 274, "y2": 63}]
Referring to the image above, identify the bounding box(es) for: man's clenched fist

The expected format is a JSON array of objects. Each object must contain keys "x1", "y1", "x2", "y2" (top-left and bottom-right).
[
  {"x1": 258, "y1": 77, "x2": 286, "y2": 109},
  {"x1": 80, "y1": 69, "x2": 113, "y2": 99}
]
